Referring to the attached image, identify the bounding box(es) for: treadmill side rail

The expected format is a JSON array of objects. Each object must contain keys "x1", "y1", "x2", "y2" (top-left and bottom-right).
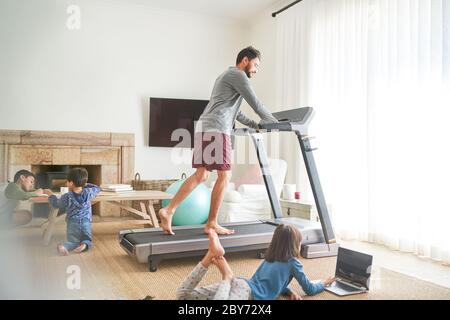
[
  {"x1": 249, "y1": 133, "x2": 283, "y2": 219},
  {"x1": 147, "y1": 243, "x2": 269, "y2": 272},
  {"x1": 120, "y1": 237, "x2": 135, "y2": 255},
  {"x1": 296, "y1": 132, "x2": 336, "y2": 244}
]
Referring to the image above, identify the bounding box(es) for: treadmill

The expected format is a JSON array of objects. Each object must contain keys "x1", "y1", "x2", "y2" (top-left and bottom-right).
[{"x1": 119, "y1": 107, "x2": 339, "y2": 272}]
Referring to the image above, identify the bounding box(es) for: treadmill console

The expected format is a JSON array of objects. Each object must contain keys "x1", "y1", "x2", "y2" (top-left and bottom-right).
[
  {"x1": 272, "y1": 107, "x2": 314, "y2": 124},
  {"x1": 259, "y1": 107, "x2": 315, "y2": 132}
]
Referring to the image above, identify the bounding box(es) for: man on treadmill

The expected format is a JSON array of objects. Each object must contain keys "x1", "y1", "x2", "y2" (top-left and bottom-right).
[{"x1": 159, "y1": 46, "x2": 278, "y2": 235}]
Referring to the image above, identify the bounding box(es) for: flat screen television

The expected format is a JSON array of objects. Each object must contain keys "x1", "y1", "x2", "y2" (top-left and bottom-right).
[{"x1": 149, "y1": 97, "x2": 208, "y2": 148}]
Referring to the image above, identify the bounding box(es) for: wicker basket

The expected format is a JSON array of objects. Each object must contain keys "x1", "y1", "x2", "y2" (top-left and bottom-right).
[{"x1": 131, "y1": 173, "x2": 182, "y2": 212}]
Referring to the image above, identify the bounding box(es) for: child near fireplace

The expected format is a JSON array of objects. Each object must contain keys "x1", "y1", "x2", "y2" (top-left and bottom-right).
[
  {"x1": 44, "y1": 167, "x2": 100, "y2": 255},
  {"x1": 0, "y1": 169, "x2": 47, "y2": 228}
]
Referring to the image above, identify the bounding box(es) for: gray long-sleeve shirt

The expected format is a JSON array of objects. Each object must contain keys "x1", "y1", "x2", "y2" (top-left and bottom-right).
[{"x1": 195, "y1": 66, "x2": 278, "y2": 135}]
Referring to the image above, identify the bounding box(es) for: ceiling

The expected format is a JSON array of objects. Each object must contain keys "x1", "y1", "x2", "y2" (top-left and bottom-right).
[{"x1": 121, "y1": 0, "x2": 286, "y2": 22}]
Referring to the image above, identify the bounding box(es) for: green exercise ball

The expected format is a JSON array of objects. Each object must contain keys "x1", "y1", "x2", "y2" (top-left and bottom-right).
[{"x1": 161, "y1": 179, "x2": 211, "y2": 226}]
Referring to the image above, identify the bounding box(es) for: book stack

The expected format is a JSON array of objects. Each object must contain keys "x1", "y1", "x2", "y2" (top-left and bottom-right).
[{"x1": 100, "y1": 184, "x2": 134, "y2": 192}]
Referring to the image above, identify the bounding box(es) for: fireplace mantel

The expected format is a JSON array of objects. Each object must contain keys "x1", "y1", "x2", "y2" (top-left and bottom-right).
[{"x1": 0, "y1": 129, "x2": 135, "y2": 216}]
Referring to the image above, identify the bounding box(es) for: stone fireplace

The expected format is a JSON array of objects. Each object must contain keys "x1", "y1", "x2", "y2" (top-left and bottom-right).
[
  {"x1": 32, "y1": 165, "x2": 102, "y2": 191},
  {"x1": 0, "y1": 130, "x2": 134, "y2": 217}
]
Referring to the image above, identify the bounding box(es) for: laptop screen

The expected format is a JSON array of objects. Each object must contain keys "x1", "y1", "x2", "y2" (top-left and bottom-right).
[{"x1": 335, "y1": 247, "x2": 373, "y2": 289}]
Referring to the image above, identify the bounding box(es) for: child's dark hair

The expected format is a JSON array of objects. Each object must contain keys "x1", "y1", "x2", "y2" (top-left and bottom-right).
[
  {"x1": 265, "y1": 224, "x2": 302, "y2": 262},
  {"x1": 67, "y1": 167, "x2": 88, "y2": 187},
  {"x1": 13, "y1": 169, "x2": 36, "y2": 183}
]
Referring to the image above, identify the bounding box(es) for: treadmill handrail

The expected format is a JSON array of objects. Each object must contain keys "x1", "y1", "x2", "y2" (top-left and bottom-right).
[
  {"x1": 232, "y1": 106, "x2": 336, "y2": 244},
  {"x1": 271, "y1": 106, "x2": 315, "y2": 125},
  {"x1": 233, "y1": 107, "x2": 314, "y2": 135}
]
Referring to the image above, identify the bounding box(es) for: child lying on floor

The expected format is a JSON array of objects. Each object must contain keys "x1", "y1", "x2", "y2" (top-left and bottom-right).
[{"x1": 177, "y1": 224, "x2": 335, "y2": 300}]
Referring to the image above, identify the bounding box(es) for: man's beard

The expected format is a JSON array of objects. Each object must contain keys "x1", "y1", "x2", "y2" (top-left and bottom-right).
[{"x1": 245, "y1": 66, "x2": 252, "y2": 78}]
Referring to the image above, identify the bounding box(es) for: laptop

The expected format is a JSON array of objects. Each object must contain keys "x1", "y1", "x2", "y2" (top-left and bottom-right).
[{"x1": 325, "y1": 247, "x2": 373, "y2": 296}]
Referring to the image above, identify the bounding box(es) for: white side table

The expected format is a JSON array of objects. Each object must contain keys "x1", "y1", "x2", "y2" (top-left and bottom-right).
[
  {"x1": 280, "y1": 199, "x2": 332, "y2": 223},
  {"x1": 280, "y1": 199, "x2": 315, "y2": 221}
]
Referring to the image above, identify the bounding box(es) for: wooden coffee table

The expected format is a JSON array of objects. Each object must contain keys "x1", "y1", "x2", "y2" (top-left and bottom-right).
[{"x1": 32, "y1": 190, "x2": 173, "y2": 245}]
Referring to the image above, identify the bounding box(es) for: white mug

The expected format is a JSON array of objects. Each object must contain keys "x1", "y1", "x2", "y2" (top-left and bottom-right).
[
  {"x1": 283, "y1": 184, "x2": 296, "y2": 200},
  {"x1": 60, "y1": 187, "x2": 69, "y2": 195}
]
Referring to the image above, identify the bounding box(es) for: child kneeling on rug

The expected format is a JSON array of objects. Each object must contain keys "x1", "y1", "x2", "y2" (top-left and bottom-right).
[{"x1": 45, "y1": 167, "x2": 100, "y2": 255}]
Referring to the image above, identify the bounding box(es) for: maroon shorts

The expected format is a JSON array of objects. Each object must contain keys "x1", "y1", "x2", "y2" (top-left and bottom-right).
[{"x1": 192, "y1": 132, "x2": 231, "y2": 171}]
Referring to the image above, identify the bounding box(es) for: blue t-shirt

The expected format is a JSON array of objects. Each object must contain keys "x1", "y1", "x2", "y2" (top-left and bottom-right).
[
  {"x1": 48, "y1": 183, "x2": 100, "y2": 221},
  {"x1": 245, "y1": 258, "x2": 325, "y2": 300}
]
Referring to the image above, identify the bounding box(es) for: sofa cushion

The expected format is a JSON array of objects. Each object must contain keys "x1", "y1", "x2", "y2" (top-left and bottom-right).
[
  {"x1": 223, "y1": 190, "x2": 243, "y2": 203},
  {"x1": 207, "y1": 180, "x2": 235, "y2": 191},
  {"x1": 237, "y1": 184, "x2": 267, "y2": 199},
  {"x1": 233, "y1": 163, "x2": 263, "y2": 190}
]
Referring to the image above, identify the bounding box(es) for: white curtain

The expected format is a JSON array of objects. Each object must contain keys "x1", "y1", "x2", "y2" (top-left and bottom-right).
[{"x1": 276, "y1": 0, "x2": 450, "y2": 264}]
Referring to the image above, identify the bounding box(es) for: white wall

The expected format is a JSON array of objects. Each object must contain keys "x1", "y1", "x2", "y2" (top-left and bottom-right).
[
  {"x1": 244, "y1": 2, "x2": 303, "y2": 186},
  {"x1": 244, "y1": 0, "x2": 293, "y2": 112},
  {"x1": 246, "y1": 9, "x2": 279, "y2": 112},
  {"x1": 0, "y1": 0, "x2": 248, "y2": 180}
]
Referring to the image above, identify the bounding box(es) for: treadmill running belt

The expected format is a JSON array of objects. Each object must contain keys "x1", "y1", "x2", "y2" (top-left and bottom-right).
[{"x1": 124, "y1": 222, "x2": 277, "y2": 245}]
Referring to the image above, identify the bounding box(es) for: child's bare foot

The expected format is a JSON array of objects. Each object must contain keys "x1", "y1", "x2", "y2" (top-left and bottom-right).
[
  {"x1": 159, "y1": 207, "x2": 174, "y2": 235},
  {"x1": 73, "y1": 243, "x2": 87, "y2": 253},
  {"x1": 212, "y1": 256, "x2": 234, "y2": 281},
  {"x1": 204, "y1": 223, "x2": 235, "y2": 235},
  {"x1": 208, "y1": 230, "x2": 225, "y2": 257},
  {"x1": 57, "y1": 244, "x2": 69, "y2": 256}
]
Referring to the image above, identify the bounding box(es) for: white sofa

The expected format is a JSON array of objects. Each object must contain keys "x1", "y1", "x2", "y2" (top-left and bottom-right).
[{"x1": 205, "y1": 158, "x2": 287, "y2": 223}]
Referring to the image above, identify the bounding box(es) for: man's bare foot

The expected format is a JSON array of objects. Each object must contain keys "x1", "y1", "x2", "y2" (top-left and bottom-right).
[
  {"x1": 204, "y1": 223, "x2": 235, "y2": 235},
  {"x1": 208, "y1": 230, "x2": 225, "y2": 257},
  {"x1": 57, "y1": 244, "x2": 69, "y2": 256},
  {"x1": 73, "y1": 243, "x2": 87, "y2": 253},
  {"x1": 159, "y1": 207, "x2": 174, "y2": 235}
]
